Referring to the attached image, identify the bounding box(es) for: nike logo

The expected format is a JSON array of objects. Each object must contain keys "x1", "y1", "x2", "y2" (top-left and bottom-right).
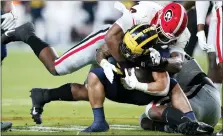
[
  {"x1": 5, "y1": 29, "x2": 15, "y2": 36},
  {"x1": 32, "y1": 107, "x2": 38, "y2": 115},
  {"x1": 196, "y1": 127, "x2": 208, "y2": 133}
]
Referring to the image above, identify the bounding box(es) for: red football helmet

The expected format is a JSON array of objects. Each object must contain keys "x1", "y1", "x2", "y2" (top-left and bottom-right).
[{"x1": 151, "y1": 2, "x2": 188, "y2": 44}]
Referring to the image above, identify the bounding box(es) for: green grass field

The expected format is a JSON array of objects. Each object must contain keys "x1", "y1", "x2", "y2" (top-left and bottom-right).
[{"x1": 1, "y1": 49, "x2": 222, "y2": 135}]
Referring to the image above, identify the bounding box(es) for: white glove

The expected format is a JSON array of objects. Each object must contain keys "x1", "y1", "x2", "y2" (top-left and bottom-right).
[
  {"x1": 149, "y1": 48, "x2": 161, "y2": 66},
  {"x1": 196, "y1": 30, "x2": 211, "y2": 52},
  {"x1": 100, "y1": 59, "x2": 118, "y2": 83},
  {"x1": 1, "y1": 12, "x2": 17, "y2": 31},
  {"x1": 121, "y1": 68, "x2": 138, "y2": 90}
]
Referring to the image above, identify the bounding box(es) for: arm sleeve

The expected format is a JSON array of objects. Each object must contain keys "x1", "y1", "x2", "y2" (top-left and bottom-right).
[
  {"x1": 114, "y1": 1, "x2": 134, "y2": 33},
  {"x1": 170, "y1": 28, "x2": 191, "y2": 54},
  {"x1": 195, "y1": 1, "x2": 210, "y2": 25}
]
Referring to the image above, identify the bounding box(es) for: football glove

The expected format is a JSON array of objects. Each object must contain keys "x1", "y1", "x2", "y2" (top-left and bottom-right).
[
  {"x1": 1, "y1": 11, "x2": 17, "y2": 31},
  {"x1": 100, "y1": 59, "x2": 118, "y2": 83},
  {"x1": 196, "y1": 30, "x2": 212, "y2": 52},
  {"x1": 121, "y1": 68, "x2": 138, "y2": 90}
]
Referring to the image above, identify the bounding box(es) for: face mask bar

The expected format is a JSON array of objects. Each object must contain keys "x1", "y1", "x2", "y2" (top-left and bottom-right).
[{"x1": 156, "y1": 24, "x2": 177, "y2": 44}]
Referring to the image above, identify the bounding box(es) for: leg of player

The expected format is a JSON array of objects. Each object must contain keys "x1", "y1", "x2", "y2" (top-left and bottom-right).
[
  {"x1": 169, "y1": 82, "x2": 196, "y2": 120},
  {"x1": 146, "y1": 79, "x2": 196, "y2": 122},
  {"x1": 207, "y1": 52, "x2": 222, "y2": 91},
  {"x1": 81, "y1": 72, "x2": 109, "y2": 132},
  {"x1": 1, "y1": 22, "x2": 110, "y2": 76},
  {"x1": 30, "y1": 83, "x2": 88, "y2": 124},
  {"x1": 1, "y1": 22, "x2": 60, "y2": 75}
]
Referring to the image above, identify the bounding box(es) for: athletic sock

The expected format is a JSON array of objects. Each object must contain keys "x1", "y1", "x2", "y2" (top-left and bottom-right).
[
  {"x1": 184, "y1": 111, "x2": 196, "y2": 121},
  {"x1": 161, "y1": 107, "x2": 190, "y2": 127},
  {"x1": 47, "y1": 83, "x2": 74, "y2": 101},
  {"x1": 26, "y1": 35, "x2": 49, "y2": 57},
  {"x1": 93, "y1": 107, "x2": 105, "y2": 122}
]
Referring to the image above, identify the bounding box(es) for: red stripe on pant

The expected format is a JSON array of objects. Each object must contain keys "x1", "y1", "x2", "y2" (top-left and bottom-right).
[
  {"x1": 54, "y1": 35, "x2": 105, "y2": 66},
  {"x1": 216, "y1": 8, "x2": 222, "y2": 63}
]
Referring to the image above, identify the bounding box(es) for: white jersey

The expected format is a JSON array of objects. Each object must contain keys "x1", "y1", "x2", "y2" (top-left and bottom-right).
[{"x1": 114, "y1": 1, "x2": 191, "y2": 54}]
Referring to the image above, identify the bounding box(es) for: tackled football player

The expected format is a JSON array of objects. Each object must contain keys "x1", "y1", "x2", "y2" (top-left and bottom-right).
[
  {"x1": 139, "y1": 54, "x2": 221, "y2": 132},
  {"x1": 30, "y1": 25, "x2": 213, "y2": 135}
]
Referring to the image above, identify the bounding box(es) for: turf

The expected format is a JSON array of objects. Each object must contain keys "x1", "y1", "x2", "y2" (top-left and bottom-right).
[{"x1": 1, "y1": 50, "x2": 222, "y2": 135}]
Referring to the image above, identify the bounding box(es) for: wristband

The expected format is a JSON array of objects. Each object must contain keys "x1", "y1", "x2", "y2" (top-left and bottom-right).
[{"x1": 135, "y1": 82, "x2": 148, "y2": 92}]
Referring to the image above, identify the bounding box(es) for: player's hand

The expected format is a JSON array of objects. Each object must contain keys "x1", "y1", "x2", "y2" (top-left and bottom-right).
[
  {"x1": 149, "y1": 48, "x2": 161, "y2": 66},
  {"x1": 121, "y1": 68, "x2": 138, "y2": 90},
  {"x1": 1, "y1": 12, "x2": 17, "y2": 31},
  {"x1": 196, "y1": 30, "x2": 211, "y2": 52},
  {"x1": 100, "y1": 59, "x2": 118, "y2": 83}
]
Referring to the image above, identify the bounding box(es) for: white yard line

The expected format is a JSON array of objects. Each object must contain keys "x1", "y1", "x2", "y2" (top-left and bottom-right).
[{"x1": 11, "y1": 124, "x2": 141, "y2": 132}]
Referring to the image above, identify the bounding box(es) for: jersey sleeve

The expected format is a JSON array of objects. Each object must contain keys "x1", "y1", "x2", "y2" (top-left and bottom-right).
[
  {"x1": 169, "y1": 28, "x2": 191, "y2": 54},
  {"x1": 195, "y1": 1, "x2": 210, "y2": 25},
  {"x1": 114, "y1": 1, "x2": 134, "y2": 33},
  {"x1": 115, "y1": 10, "x2": 134, "y2": 33}
]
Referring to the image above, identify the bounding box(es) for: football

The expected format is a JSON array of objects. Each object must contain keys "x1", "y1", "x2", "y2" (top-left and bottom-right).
[{"x1": 126, "y1": 67, "x2": 154, "y2": 83}]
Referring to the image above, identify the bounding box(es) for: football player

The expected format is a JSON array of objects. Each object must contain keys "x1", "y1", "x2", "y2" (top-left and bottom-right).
[
  {"x1": 1, "y1": 0, "x2": 17, "y2": 131},
  {"x1": 1, "y1": 2, "x2": 189, "y2": 79},
  {"x1": 29, "y1": 25, "x2": 213, "y2": 134},
  {"x1": 139, "y1": 54, "x2": 221, "y2": 132},
  {"x1": 195, "y1": 1, "x2": 222, "y2": 92}
]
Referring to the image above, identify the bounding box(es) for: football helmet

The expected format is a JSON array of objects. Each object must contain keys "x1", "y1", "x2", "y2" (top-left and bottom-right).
[
  {"x1": 151, "y1": 2, "x2": 188, "y2": 44},
  {"x1": 120, "y1": 24, "x2": 159, "y2": 62}
]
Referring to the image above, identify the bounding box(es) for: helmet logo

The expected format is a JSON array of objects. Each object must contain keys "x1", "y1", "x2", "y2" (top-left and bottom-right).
[{"x1": 164, "y1": 10, "x2": 173, "y2": 22}]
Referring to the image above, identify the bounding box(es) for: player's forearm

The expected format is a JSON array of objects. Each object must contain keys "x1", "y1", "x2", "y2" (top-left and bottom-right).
[
  {"x1": 163, "y1": 52, "x2": 184, "y2": 73},
  {"x1": 105, "y1": 24, "x2": 125, "y2": 62},
  {"x1": 96, "y1": 44, "x2": 111, "y2": 64},
  {"x1": 105, "y1": 36, "x2": 123, "y2": 61},
  {"x1": 196, "y1": 1, "x2": 210, "y2": 25},
  {"x1": 197, "y1": 24, "x2": 205, "y2": 32},
  {"x1": 135, "y1": 72, "x2": 169, "y2": 96},
  {"x1": 165, "y1": 57, "x2": 183, "y2": 73}
]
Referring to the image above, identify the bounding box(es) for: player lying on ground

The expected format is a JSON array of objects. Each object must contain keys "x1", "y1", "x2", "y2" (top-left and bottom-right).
[
  {"x1": 30, "y1": 25, "x2": 213, "y2": 135},
  {"x1": 139, "y1": 54, "x2": 221, "y2": 132},
  {"x1": 1, "y1": 2, "x2": 190, "y2": 78},
  {"x1": 195, "y1": 1, "x2": 222, "y2": 91},
  {"x1": 1, "y1": 0, "x2": 17, "y2": 131}
]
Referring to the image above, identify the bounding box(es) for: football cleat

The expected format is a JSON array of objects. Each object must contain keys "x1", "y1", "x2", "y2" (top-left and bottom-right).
[
  {"x1": 30, "y1": 88, "x2": 49, "y2": 124},
  {"x1": 1, "y1": 22, "x2": 35, "y2": 45},
  {"x1": 1, "y1": 122, "x2": 12, "y2": 131},
  {"x1": 177, "y1": 117, "x2": 214, "y2": 135}
]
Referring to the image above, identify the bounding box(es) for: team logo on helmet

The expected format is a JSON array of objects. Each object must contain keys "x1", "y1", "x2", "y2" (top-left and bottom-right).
[{"x1": 164, "y1": 10, "x2": 173, "y2": 22}]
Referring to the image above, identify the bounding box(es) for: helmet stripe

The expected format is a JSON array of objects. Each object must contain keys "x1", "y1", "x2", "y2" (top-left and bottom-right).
[
  {"x1": 137, "y1": 34, "x2": 158, "y2": 50},
  {"x1": 123, "y1": 32, "x2": 138, "y2": 53},
  {"x1": 173, "y1": 4, "x2": 185, "y2": 35},
  {"x1": 129, "y1": 24, "x2": 144, "y2": 34}
]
